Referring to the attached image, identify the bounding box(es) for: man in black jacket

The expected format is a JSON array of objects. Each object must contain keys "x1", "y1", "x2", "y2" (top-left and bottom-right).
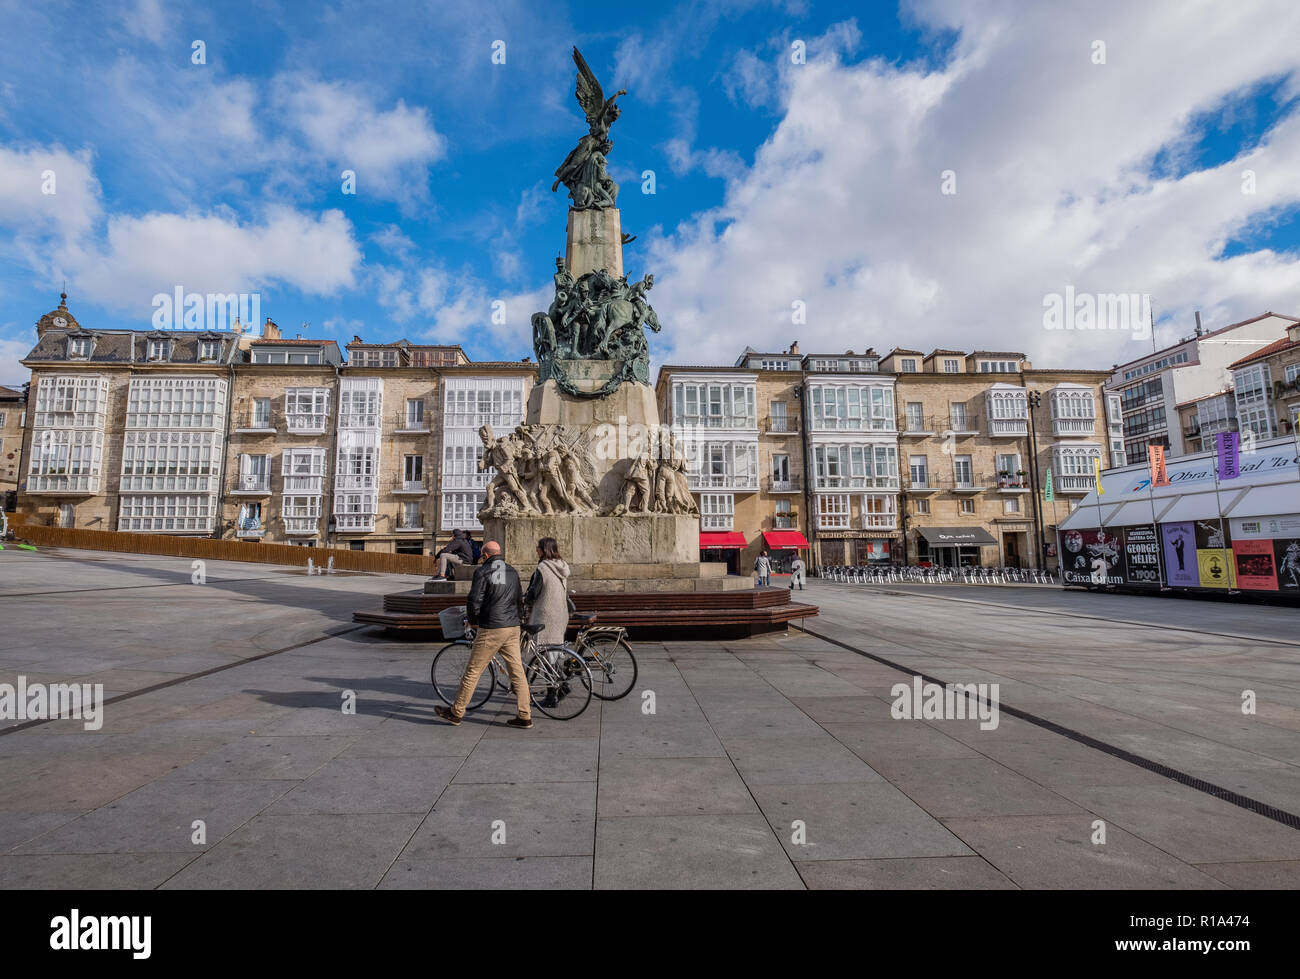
[
  {"x1": 432, "y1": 528, "x2": 474, "y2": 580},
  {"x1": 434, "y1": 541, "x2": 532, "y2": 728}
]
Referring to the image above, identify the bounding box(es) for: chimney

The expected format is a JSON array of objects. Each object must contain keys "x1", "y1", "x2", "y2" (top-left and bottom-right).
[
  {"x1": 788, "y1": 341, "x2": 800, "y2": 355},
  {"x1": 1194, "y1": 311, "x2": 1203, "y2": 337},
  {"x1": 1288, "y1": 322, "x2": 1300, "y2": 344},
  {"x1": 262, "y1": 317, "x2": 281, "y2": 340}
]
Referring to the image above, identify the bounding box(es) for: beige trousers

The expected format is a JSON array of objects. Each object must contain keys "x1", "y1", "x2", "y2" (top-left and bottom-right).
[
  {"x1": 438, "y1": 552, "x2": 465, "y2": 578},
  {"x1": 451, "y1": 626, "x2": 531, "y2": 720}
]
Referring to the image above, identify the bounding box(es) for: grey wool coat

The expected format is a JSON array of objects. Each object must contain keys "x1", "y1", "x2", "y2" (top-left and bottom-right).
[{"x1": 526, "y1": 559, "x2": 571, "y2": 646}]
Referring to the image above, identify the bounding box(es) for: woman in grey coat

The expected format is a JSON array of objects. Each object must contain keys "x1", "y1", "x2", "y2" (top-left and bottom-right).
[{"x1": 525, "y1": 537, "x2": 571, "y2": 648}]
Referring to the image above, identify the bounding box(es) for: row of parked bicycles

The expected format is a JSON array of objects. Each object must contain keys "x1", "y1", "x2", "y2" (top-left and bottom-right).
[{"x1": 818, "y1": 564, "x2": 1061, "y2": 585}]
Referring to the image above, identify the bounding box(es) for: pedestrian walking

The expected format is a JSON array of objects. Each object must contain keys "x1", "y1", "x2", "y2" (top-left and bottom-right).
[
  {"x1": 755, "y1": 550, "x2": 772, "y2": 587},
  {"x1": 790, "y1": 555, "x2": 806, "y2": 591},
  {"x1": 434, "y1": 541, "x2": 532, "y2": 729},
  {"x1": 525, "y1": 537, "x2": 571, "y2": 647},
  {"x1": 525, "y1": 537, "x2": 572, "y2": 708},
  {"x1": 431, "y1": 528, "x2": 474, "y2": 580}
]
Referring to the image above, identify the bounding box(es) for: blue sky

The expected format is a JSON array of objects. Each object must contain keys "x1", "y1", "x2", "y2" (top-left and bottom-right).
[{"x1": 3, "y1": 0, "x2": 1300, "y2": 385}]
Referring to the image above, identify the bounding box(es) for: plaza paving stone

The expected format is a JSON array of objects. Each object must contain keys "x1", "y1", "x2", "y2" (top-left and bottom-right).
[{"x1": 2, "y1": 547, "x2": 1299, "y2": 888}]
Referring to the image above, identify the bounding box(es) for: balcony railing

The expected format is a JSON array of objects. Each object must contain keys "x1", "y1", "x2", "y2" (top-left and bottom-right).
[
  {"x1": 994, "y1": 474, "x2": 1031, "y2": 491},
  {"x1": 1051, "y1": 417, "x2": 1096, "y2": 436},
  {"x1": 286, "y1": 413, "x2": 329, "y2": 434},
  {"x1": 762, "y1": 416, "x2": 799, "y2": 434},
  {"x1": 230, "y1": 474, "x2": 271, "y2": 494},
  {"x1": 236, "y1": 526, "x2": 265, "y2": 538},
  {"x1": 445, "y1": 411, "x2": 522, "y2": 430},
  {"x1": 234, "y1": 418, "x2": 275, "y2": 434},
  {"x1": 812, "y1": 475, "x2": 900, "y2": 491},
  {"x1": 120, "y1": 474, "x2": 218, "y2": 493},
  {"x1": 283, "y1": 474, "x2": 324, "y2": 494},
  {"x1": 676, "y1": 414, "x2": 757, "y2": 430},
  {"x1": 815, "y1": 513, "x2": 898, "y2": 532},
  {"x1": 1055, "y1": 473, "x2": 1096, "y2": 493},
  {"x1": 393, "y1": 475, "x2": 431, "y2": 494},
  {"x1": 765, "y1": 475, "x2": 802, "y2": 493},
  {"x1": 701, "y1": 513, "x2": 734, "y2": 530},
  {"x1": 284, "y1": 516, "x2": 320, "y2": 535},
  {"x1": 393, "y1": 412, "x2": 429, "y2": 432},
  {"x1": 688, "y1": 472, "x2": 760, "y2": 491},
  {"x1": 336, "y1": 473, "x2": 378, "y2": 491},
  {"x1": 335, "y1": 513, "x2": 375, "y2": 532},
  {"x1": 25, "y1": 474, "x2": 101, "y2": 494},
  {"x1": 442, "y1": 470, "x2": 491, "y2": 490},
  {"x1": 989, "y1": 417, "x2": 1029, "y2": 436},
  {"x1": 807, "y1": 417, "x2": 895, "y2": 433}
]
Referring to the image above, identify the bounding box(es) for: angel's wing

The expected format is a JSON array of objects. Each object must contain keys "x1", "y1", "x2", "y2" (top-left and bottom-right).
[{"x1": 572, "y1": 46, "x2": 604, "y2": 127}]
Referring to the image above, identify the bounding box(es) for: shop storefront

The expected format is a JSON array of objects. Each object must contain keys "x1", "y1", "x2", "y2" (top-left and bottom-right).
[
  {"x1": 1058, "y1": 435, "x2": 1300, "y2": 597},
  {"x1": 699, "y1": 531, "x2": 747, "y2": 575},
  {"x1": 914, "y1": 526, "x2": 998, "y2": 568},
  {"x1": 761, "y1": 530, "x2": 811, "y2": 573}
]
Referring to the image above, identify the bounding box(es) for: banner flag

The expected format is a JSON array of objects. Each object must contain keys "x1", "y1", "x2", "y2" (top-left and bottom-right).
[
  {"x1": 1217, "y1": 431, "x2": 1240, "y2": 480},
  {"x1": 1094, "y1": 456, "x2": 1104, "y2": 495},
  {"x1": 1044, "y1": 467, "x2": 1054, "y2": 503},
  {"x1": 1148, "y1": 444, "x2": 1171, "y2": 487}
]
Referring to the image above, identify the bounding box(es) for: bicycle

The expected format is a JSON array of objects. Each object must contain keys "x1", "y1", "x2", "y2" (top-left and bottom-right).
[{"x1": 430, "y1": 619, "x2": 594, "y2": 720}]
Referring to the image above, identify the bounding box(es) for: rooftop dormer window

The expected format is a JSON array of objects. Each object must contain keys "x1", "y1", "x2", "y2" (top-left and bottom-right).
[
  {"x1": 199, "y1": 340, "x2": 220, "y2": 362},
  {"x1": 68, "y1": 337, "x2": 92, "y2": 359},
  {"x1": 147, "y1": 339, "x2": 171, "y2": 361}
]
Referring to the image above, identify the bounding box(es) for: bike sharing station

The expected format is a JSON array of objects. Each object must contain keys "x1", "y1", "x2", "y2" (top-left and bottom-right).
[
  {"x1": 355, "y1": 48, "x2": 818, "y2": 640},
  {"x1": 1057, "y1": 433, "x2": 1300, "y2": 599}
]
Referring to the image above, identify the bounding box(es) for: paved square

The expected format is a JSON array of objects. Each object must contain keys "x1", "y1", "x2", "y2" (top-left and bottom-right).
[{"x1": 2, "y1": 547, "x2": 1298, "y2": 888}]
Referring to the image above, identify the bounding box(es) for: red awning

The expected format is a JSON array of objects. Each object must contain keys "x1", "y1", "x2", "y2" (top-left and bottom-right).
[
  {"x1": 699, "y1": 532, "x2": 748, "y2": 549},
  {"x1": 762, "y1": 531, "x2": 810, "y2": 549}
]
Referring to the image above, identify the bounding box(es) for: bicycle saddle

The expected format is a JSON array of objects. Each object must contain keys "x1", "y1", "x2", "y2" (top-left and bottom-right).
[
  {"x1": 522, "y1": 623, "x2": 546, "y2": 635},
  {"x1": 574, "y1": 612, "x2": 598, "y2": 624}
]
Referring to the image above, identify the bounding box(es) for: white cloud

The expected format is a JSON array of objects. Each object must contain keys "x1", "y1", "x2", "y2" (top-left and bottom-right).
[
  {"x1": 60, "y1": 207, "x2": 362, "y2": 315},
  {"x1": 0, "y1": 338, "x2": 31, "y2": 386},
  {"x1": 0, "y1": 145, "x2": 102, "y2": 239},
  {"x1": 274, "y1": 75, "x2": 445, "y2": 205},
  {"x1": 646, "y1": 2, "x2": 1300, "y2": 372}
]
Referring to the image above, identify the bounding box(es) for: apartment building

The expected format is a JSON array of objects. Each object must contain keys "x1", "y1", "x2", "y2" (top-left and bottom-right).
[
  {"x1": 16, "y1": 295, "x2": 536, "y2": 553},
  {"x1": 1106, "y1": 312, "x2": 1295, "y2": 462},
  {"x1": 1175, "y1": 389, "x2": 1236, "y2": 455},
  {"x1": 437, "y1": 365, "x2": 533, "y2": 541},
  {"x1": 0, "y1": 384, "x2": 26, "y2": 503},
  {"x1": 1226, "y1": 320, "x2": 1300, "y2": 443},
  {"x1": 889, "y1": 349, "x2": 1112, "y2": 569},
  {"x1": 19, "y1": 294, "x2": 245, "y2": 533},
  {"x1": 656, "y1": 345, "x2": 894, "y2": 573},
  {"x1": 221, "y1": 332, "x2": 345, "y2": 547},
  {"x1": 803, "y1": 351, "x2": 898, "y2": 566}
]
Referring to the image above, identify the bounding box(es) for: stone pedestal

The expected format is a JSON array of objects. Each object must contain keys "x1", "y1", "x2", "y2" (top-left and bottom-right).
[
  {"x1": 566, "y1": 207, "x2": 622, "y2": 279},
  {"x1": 527, "y1": 377, "x2": 661, "y2": 504}
]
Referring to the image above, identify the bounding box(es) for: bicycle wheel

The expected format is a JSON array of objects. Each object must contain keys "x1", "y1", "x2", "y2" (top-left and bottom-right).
[
  {"x1": 526, "y1": 646, "x2": 592, "y2": 720},
  {"x1": 431, "y1": 641, "x2": 495, "y2": 711},
  {"x1": 580, "y1": 633, "x2": 637, "y2": 701}
]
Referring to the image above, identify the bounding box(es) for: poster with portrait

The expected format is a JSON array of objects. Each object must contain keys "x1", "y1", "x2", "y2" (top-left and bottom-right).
[
  {"x1": 1120, "y1": 526, "x2": 1161, "y2": 587},
  {"x1": 1274, "y1": 538, "x2": 1300, "y2": 591},
  {"x1": 1060, "y1": 527, "x2": 1125, "y2": 585},
  {"x1": 1231, "y1": 540, "x2": 1278, "y2": 591},
  {"x1": 1159, "y1": 521, "x2": 1199, "y2": 587}
]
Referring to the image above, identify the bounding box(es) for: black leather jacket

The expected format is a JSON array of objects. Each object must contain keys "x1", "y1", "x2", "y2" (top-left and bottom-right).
[{"x1": 466, "y1": 556, "x2": 524, "y2": 629}]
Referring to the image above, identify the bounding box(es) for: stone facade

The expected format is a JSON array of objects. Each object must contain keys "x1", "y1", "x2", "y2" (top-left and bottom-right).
[
  {"x1": 14, "y1": 296, "x2": 538, "y2": 553},
  {"x1": 0, "y1": 385, "x2": 26, "y2": 498},
  {"x1": 893, "y1": 350, "x2": 1112, "y2": 569}
]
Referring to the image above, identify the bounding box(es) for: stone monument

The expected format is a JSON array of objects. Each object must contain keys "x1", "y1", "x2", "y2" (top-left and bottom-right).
[
  {"x1": 358, "y1": 46, "x2": 816, "y2": 633},
  {"x1": 472, "y1": 47, "x2": 739, "y2": 591}
]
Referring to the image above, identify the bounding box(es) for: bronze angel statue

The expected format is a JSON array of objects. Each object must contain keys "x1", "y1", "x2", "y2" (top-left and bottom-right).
[{"x1": 552, "y1": 47, "x2": 626, "y2": 210}]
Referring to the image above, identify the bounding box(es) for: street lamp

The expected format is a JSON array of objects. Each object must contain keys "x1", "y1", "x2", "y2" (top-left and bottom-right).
[{"x1": 1025, "y1": 391, "x2": 1045, "y2": 571}]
